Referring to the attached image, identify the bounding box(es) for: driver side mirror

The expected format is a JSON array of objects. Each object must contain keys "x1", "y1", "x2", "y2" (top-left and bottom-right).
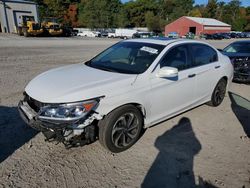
[{"x1": 156, "y1": 67, "x2": 178, "y2": 78}]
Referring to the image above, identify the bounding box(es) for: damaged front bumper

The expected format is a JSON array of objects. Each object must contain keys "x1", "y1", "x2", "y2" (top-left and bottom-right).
[
  {"x1": 233, "y1": 70, "x2": 250, "y2": 82},
  {"x1": 232, "y1": 58, "x2": 250, "y2": 83},
  {"x1": 18, "y1": 99, "x2": 102, "y2": 146},
  {"x1": 18, "y1": 100, "x2": 69, "y2": 131}
]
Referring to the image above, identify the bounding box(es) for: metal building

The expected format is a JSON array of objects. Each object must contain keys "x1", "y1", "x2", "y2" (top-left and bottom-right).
[
  {"x1": 165, "y1": 16, "x2": 231, "y2": 37},
  {"x1": 0, "y1": 0, "x2": 38, "y2": 33}
]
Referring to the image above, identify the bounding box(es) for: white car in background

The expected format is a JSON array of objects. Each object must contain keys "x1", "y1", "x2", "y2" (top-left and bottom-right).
[
  {"x1": 77, "y1": 31, "x2": 99, "y2": 37},
  {"x1": 108, "y1": 32, "x2": 116, "y2": 38},
  {"x1": 18, "y1": 39, "x2": 233, "y2": 152},
  {"x1": 108, "y1": 29, "x2": 138, "y2": 39}
]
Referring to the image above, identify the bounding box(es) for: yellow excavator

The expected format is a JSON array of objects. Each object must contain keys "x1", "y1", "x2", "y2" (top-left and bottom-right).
[
  {"x1": 17, "y1": 16, "x2": 43, "y2": 37},
  {"x1": 41, "y1": 18, "x2": 63, "y2": 36}
]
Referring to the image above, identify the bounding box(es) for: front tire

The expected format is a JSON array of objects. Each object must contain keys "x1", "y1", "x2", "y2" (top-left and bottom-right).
[
  {"x1": 208, "y1": 79, "x2": 227, "y2": 107},
  {"x1": 98, "y1": 105, "x2": 143, "y2": 153}
]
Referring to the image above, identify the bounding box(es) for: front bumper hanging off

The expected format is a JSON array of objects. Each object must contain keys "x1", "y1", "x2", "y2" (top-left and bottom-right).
[
  {"x1": 18, "y1": 100, "x2": 99, "y2": 146},
  {"x1": 18, "y1": 100, "x2": 69, "y2": 142},
  {"x1": 18, "y1": 100, "x2": 43, "y2": 131},
  {"x1": 18, "y1": 100, "x2": 71, "y2": 131}
]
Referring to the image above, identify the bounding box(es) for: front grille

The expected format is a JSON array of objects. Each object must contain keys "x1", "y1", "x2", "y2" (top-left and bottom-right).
[
  {"x1": 230, "y1": 56, "x2": 250, "y2": 81},
  {"x1": 231, "y1": 57, "x2": 250, "y2": 70}
]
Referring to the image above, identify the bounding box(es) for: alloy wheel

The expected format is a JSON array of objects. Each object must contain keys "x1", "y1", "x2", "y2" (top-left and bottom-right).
[
  {"x1": 111, "y1": 113, "x2": 140, "y2": 148},
  {"x1": 214, "y1": 81, "x2": 226, "y2": 105}
]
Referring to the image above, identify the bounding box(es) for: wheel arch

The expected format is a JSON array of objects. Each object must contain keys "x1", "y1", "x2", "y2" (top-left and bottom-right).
[
  {"x1": 207, "y1": 75, "x2": 228, "y2": 107},
  {"x1": 99, "y1": 102, "x2": 147, "y2": 122},
  {"x1": 97, "y1": 102, "x2": 146, "y2": 152},
  {"x1": 220, "y1": 76, "x2": 229, "y2": 90},
  {"x1": 221, "y1": 76, "x2": 228, "y2": 83}
]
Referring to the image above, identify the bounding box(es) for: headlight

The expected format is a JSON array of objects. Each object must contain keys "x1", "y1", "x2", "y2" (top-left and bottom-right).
[{"x1": 38, "y1": 100, "x2": 98, "y2": 121}]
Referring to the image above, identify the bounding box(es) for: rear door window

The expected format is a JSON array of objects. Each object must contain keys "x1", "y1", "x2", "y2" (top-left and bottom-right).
[{"x1": 190, "y1": 44, "x2": 218, "y2": 66}]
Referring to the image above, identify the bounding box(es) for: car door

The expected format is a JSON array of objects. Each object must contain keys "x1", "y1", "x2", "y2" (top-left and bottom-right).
[
  {"x1": 189, "y1": 43, "x2": 221, "y2": 102},
  {"x1": 149, "y1": 44, "x2": 196, "y2": 124}
]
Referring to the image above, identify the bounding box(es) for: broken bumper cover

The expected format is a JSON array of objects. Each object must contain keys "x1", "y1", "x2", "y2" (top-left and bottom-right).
[
  {"x1": 232, "y1": 58, "x2": 250, "y2": 83},
  {"x1": 18, "y1": 100, "x2": 100, "y2": 145},
  {"x1": 18, "y1": 100, "x2": 73, "y2": 131},
  {"x1": 18, "y1": 100, "x2": 83, "y2": 143},
  {"x1": 18, "y1": 100, "x2": 42, "y2": 131},
  {"x1": 233, "y1": 70, "x2": 250, "y2": 82}
]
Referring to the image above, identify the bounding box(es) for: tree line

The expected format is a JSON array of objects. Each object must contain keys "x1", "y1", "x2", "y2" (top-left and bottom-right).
[{"x1": 34, "y1": 0, "x2": 250, "y2": 32}]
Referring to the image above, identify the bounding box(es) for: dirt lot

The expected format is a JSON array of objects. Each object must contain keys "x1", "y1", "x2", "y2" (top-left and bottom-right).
[{"x1": 0, "y1": 34, "x2": 249, "y2": 188}]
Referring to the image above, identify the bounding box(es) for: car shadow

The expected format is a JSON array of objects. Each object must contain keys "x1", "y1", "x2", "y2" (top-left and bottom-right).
[
  {"x1": 0, "y1": 106, "x2": 38, "y2": 163},
  {"x1": 142, "y1": 117, "x2": 217, "y2": 188},
  {"x1": 228, "y1": 92, "x2": 250, "y2": 137}
]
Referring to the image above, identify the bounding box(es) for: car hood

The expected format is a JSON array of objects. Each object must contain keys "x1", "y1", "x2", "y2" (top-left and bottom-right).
[{"x1": 25, "y1": 63, "x2": 137, "y2": 103}]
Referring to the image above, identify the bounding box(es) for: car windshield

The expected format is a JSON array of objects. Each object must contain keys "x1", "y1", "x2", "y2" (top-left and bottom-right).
[
  {"x1": 86, "y1": 42, "x2": 165, "y2": 74},
  {"x1": 223, "y1": 42, "x2": 250, "y2": 53}
]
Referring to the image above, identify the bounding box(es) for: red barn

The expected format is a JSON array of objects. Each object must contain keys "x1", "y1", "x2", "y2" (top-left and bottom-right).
[{"x1": 165, "y1": 16, "x2": 231, "y2": 37}]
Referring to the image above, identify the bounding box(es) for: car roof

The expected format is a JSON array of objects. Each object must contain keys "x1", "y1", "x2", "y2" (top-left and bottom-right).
[
  {"x1": 232, "y1": 40, "x2": 250, "y2": 44},
  {"x1": 125, "y1": 38, "x2": 208, "y2": 46}
]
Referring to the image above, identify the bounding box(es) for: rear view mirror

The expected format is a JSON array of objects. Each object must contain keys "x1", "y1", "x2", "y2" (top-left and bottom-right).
[{"x1": 156, "y1": 67, "x2": 178, "y2": 78}]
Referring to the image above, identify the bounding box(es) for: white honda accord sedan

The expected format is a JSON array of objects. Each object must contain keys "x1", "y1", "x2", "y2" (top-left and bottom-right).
[{"x1": 19, "y1": 38, "x2": 233, "y2": 152}]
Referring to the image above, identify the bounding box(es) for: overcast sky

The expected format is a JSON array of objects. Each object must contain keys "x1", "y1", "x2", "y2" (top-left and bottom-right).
[{"x1": 121, "y1": 0, "x2": 250, "y2": 7}]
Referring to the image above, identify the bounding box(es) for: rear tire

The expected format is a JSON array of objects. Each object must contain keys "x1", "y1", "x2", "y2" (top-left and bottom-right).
[
  {"x1": 207, "y1": 79, "x2": 227, "y2": 107},
  {"x1": 98, "y1": 105, "x2": 143, "y2": 153}
]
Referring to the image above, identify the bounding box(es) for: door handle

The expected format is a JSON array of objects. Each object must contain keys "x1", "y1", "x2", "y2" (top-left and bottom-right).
[
  {"x1": 215, "y1": 65, "x2": 221, "y2": 69},
  {"x1": 188, "y1": 74, "x2": 196, "y2": 78}
]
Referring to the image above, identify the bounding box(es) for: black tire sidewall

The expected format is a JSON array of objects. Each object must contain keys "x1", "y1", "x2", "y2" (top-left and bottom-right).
[
  {"x1": 99, "y1": 105, "x2": 143, "y2": 153},
  {"x1": 211, "y1": 79, "x2": 227, "y2": 106}
]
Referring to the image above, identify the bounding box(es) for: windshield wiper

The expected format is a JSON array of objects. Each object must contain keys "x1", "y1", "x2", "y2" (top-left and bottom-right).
[
  {"x1": 86, "y1": 61, "x2": 117, "y2": 72},
  {"x1": 86, "y1": 62, "x2": 139, "y2": 74},
  {"x1": 93, "y1": 65, "x2": 119, "y2": 73}
]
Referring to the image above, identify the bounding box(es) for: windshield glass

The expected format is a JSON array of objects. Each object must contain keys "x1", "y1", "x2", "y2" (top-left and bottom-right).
[
  {"x1": 86, "y1": 42, "x2": 165, "y2": 74},
  {"x1": 223, "y1": 42, "x2": 250, "y2": 53}
]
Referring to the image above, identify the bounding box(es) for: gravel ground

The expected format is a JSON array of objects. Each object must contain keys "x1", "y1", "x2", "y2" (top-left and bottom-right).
[{"x1": 0, "y1": 34, "x2": 249, "y2": 188}]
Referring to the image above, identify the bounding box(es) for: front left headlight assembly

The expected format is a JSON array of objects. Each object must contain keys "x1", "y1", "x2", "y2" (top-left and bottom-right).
[{"x1": 38, "y1": 99, "x2": 99, "y2": 121}]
